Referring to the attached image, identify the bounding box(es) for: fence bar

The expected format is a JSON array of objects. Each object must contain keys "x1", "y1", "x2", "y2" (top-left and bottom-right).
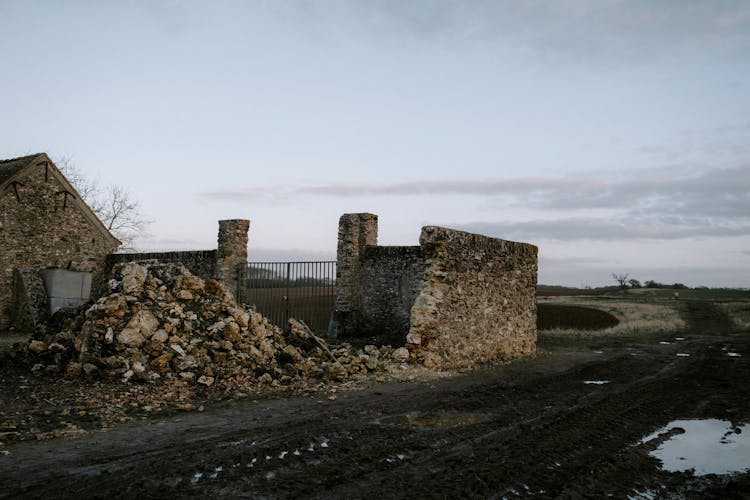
[{"x1": 239, "y1": 261, "x2": 336, "y2": 334}]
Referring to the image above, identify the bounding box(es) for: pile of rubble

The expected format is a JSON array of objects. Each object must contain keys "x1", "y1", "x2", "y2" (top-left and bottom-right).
[{"x1": 16, "y1": 261, "x2": 410, "y2": 389}]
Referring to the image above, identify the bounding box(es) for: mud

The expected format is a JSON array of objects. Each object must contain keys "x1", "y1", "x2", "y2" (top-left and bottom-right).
[{"x1": 1, "y1": 300, "x2": 749, "y2": 498}]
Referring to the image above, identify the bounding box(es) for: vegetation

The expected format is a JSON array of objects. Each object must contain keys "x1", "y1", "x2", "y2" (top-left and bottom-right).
[{"x1": 55, "y1": 157, "x2": 150, "y2": 251}]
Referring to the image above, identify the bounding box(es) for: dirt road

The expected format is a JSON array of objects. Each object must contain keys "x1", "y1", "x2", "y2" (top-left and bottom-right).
[{"x1": 2, "y1": 301, "x2": 749, "y2": 498}]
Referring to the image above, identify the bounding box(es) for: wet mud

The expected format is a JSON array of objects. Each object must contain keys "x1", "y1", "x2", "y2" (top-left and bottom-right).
[{"x1": 1, "y1": 300, "x2": 749, "y2": 498}]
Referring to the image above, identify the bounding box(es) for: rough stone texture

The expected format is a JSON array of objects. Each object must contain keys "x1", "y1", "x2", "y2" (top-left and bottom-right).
[
  {"x1": 407, "y1": 226, "x2": 538, "y2": 370},
  {"x1": 16, "y1": 260, "x2": 397, "y2": 386},
  {"x1": 334, "y1": 213, "x2": 378, "y2": 335},
  {"x1": 216, "y1": 219, "x2": 250, "y2": 300},
  {"x1": 104, "y1": 220, "x2": 249, "y2": 301},
  {"x1": 106, "y1": 251, "x2": 218, "y2": 284},
  {"x1": 359, "y1": 245, "x2": 426, "y2": 342},
  {"x1": 11, "y1": 268, "x2": 49, "y2": 332},
  {"x1": 334, "y1": 214, "x2": 538, "y2": 370},
  {"x1": 0, "y1": 154, "x2": 120, "y2": 330}
]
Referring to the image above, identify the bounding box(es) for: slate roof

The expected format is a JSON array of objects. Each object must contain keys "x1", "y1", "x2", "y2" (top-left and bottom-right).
[{"x1": 0, "y1": 154, "x2": 42, "y2": 188}]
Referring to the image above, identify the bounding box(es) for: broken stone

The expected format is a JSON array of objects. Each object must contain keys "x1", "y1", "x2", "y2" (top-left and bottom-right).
[
  {"x1": 28, "y1": 340, "x2": 47, "y2": 353},
  {"x1": 392, "y1": 347, "x2": 410, "y2": 363}
]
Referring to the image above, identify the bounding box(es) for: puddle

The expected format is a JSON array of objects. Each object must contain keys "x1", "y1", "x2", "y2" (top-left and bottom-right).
[
  {"x1": 674, "y1": 337, "x2": 686, "y2": 341},
  {"x1": 659, "y1": 341, "x2": 671, "y2": 345},
  {"x1": 640, "y1": 419, "x2": 750, "y2": 476},
  {"x1": 380, "y1": 412, "x2": 490, "y2": 428},
  {"x1": 676, "y1": 353, "x2": 690, "y2": 357},
  {"x1": 727, "y1": 352, "x2": 741, "y2": 358},
  {"x1": 583, "y1": 380, "x2": 609, "y2": 385}
]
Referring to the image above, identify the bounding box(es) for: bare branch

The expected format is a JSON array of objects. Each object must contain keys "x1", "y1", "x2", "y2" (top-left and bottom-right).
[{"x1": 53, "y1": 156, "x2": 151, "y2": 251}]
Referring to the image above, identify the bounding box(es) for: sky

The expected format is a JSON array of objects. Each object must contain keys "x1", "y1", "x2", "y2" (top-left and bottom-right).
[{"x1": 2, "y1": 0, "x2": 749, "y2": 288}]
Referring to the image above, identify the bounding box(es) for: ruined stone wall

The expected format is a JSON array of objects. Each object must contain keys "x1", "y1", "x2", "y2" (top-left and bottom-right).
[
  {"x1": 11, "y1": 268, "x2": 49, "y2": 332},
  {"x1": 334, "y1": 213, "x2": 378, "y2": 335},
  {"x1": 216, "y1": 219, "x2": 250, "y2": 300},
  {"x1": 406, "y1": 226, "x2": 538, "y2": 370},
  {"x1": 106, "y1": 251, "x2": 218, "y2": 284},
  {"x1": 104, "y1": 219, "x2": 249, "y2": 301},
  {"x1": 0, "y1": 166, "x2": 118, "y2": 330},
  {"x1": 359, "y1": 246, "x2": 426, "y2": 343}
]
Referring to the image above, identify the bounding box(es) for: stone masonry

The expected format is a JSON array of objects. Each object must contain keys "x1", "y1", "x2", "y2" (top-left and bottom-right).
[
  {"x1": 105, "y1": 220, "x2": 250, "y2": 302},
  {"x1": 407, "y1": 226, "x2": 538, "y2": 370},
  {"x1": 335, "y1": 214, "x2": 538, "y2": 370},
  {"x1": 0, "y1": 154, "x2": 120, "y2": 330},
  {"x1": 334, "y1": 213, "x2": 378, "y2": 336}
]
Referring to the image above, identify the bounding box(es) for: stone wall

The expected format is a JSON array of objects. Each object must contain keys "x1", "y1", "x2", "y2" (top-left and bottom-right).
[
  {"x1": 216, "y1": 219, "x2": 251, "y2": 300},
  {"x1": 105, "y1": 220, "x2": 249, "y2": 301},
  {"x1": 334, "y1": 214, "x2": 538, "y2": 370},
  {"x1": 406, "y1": 226, "x2": 538, "y2": 370},
  {"x1": 106, "y1": 251, "x2": 218, "y2": 284},
  {"x1": 11, "y1": 269, "x2": 49, "y2": 332},
  {"x1": 359, "y1": 246, "x2": 426, "y2": 343},
  {"x1": 0, "y1": 161, "x2": 119, "y2": 330},
  {"x1": 334, "y1": 213, "x2": 378, "y2": 336}
]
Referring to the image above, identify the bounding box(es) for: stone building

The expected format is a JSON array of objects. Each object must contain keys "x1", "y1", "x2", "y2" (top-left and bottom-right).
[
  {"x1": 0, "y1": 153, "x2": 121, "y2": 330},
  {"x1": 335, "y1": 213, "x2": 538, "y2": 370}
]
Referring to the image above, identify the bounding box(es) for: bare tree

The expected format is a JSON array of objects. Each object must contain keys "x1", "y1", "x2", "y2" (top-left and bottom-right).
[
  {"x1": 55, "y1": 156, "x2": 150, "y2": 251},
  {"x1": 628, "y1": 278, "x2": 642, "y2": 289},
  {"x1": 612, "y1": 273, "x2": 629, "y2": 291}
]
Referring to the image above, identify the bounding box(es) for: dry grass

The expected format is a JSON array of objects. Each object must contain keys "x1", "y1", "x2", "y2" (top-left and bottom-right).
[
  {"x1": 537, "y1": 296, "x2": 685, "y2": 337},
  {"x1": 717, "y1": 302, "x2": 750, "y2": 330}
]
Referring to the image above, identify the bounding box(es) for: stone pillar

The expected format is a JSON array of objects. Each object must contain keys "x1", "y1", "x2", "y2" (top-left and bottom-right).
[
  {"x1": 215, "y1": 219, "x2": 250, "y2": 300},
  {"x1": 333, "y1": 213, "x2": 378, "y2": 336}
]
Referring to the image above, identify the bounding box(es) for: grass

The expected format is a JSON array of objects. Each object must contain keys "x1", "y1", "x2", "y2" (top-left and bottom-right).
[
  {"x1": 716, "y1": 302, "x2": 750, "y2": 330},
  {"x1": 537, "y1": 294, "x2": 687, "y2": 349},
  {"x1": 537, "y1": 286, "x2": 750, "y2": 350}
]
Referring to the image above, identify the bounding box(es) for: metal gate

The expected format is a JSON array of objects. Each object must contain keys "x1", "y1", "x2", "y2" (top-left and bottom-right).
[{"x1": 238, "y1": 261, "x2": 336, "y2": 334}]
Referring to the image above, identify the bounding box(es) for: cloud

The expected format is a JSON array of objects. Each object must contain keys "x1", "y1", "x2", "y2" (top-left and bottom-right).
[
  {"x1": 200, "y1": 162, "x2": 750, "y2": 242},
  {"x1": 272, "y1": 0, "x2": 750, "y2": 64},
  {"x1": 454, "y1": 217, "x2": 750, "y2": 242}
]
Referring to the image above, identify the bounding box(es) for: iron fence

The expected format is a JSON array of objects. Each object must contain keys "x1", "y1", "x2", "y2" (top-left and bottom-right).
[{"x1": 238, "y1": 261, "x2": 336, "y2": 334}]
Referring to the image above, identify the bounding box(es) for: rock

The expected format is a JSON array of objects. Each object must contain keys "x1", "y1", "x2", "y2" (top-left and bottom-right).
[
  {"x1": 117, "y1": 329, "x2": 145, "y2": 348},
  {"x1": 150, "y1": 353, "x2": 173, "y2": 375},
  {"x1": 170, "y1": 344, "x2": 186, "y2": 356},
  {"x1": 120, "y1": 262, "x2": 148, "y2": 294},
  {"x1": 82, "y1": 363, "x2": 99, "y2": 377},
  {"x1": 392, "y1": 347, "x2": 410, "y2": 363},
  {"x1": 48, "y1": 342, "x2": 66, "y2": 353},
  {"x1": 151, "y1": 329, "x2": 169, "y2": 343},
  {"x1": 197, "y1": 375, "x2": 215, "y2": 387},
  {"x1": 65, "y1": 362, "x2": 82, "y2": 377},
  {"x1": 28, "y1": 340, "x2": 48, "y2": 353}
]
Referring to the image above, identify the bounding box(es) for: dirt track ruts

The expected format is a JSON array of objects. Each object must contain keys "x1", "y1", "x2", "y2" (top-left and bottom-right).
[{"x1": 1, "y1": 301, "x2": 748, "y2": 498}]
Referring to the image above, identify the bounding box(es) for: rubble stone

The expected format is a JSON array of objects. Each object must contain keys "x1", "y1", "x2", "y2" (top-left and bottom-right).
[{"x1": 18, "y1": 260, "x2": 399, "y2": 390}]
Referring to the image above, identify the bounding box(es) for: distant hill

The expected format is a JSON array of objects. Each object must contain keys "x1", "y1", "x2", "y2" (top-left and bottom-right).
[{"x1": 537, "y1": 285, "x2": 618, "y2": 296}]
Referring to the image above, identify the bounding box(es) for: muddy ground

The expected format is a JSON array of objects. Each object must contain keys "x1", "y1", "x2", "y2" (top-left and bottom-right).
[{"x1": 1, "y1": 300, "x2": 749, "y2": 498}]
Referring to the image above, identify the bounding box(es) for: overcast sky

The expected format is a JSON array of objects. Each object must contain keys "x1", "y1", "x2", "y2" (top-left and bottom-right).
[{"x1": 2, "y1": 1, "x2": 749, "y2": 287}]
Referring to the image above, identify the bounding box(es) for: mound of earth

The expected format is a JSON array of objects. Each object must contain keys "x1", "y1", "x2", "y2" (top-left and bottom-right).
[
  {"x1": 12, "y1": 261, "x2": 407, "y2": 390},
  {"x1": 537, "y1": 303, "x2": 619, "y2": 331}
]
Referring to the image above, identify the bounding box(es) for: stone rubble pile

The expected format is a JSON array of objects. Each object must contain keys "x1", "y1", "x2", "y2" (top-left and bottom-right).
[{"x1": 18, "y1": 261, "x2": 408, "y2": 388}]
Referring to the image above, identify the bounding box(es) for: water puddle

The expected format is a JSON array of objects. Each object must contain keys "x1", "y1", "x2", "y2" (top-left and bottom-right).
[
  {"x1": 640, "y1": 419, "x2": 750, "y2": 476},
  {"x1": 727, "y1": 352, "x2": 741, "y2": 358},
  {"x1": 380, "y1": 411, "x2": 490, "y2": 428},
  {"x1": 583, "y1": 380, "x2": 609, "y2": 385},
  {"x1": 675, "y1": 353, "x2": 690, "y2": 357}
]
